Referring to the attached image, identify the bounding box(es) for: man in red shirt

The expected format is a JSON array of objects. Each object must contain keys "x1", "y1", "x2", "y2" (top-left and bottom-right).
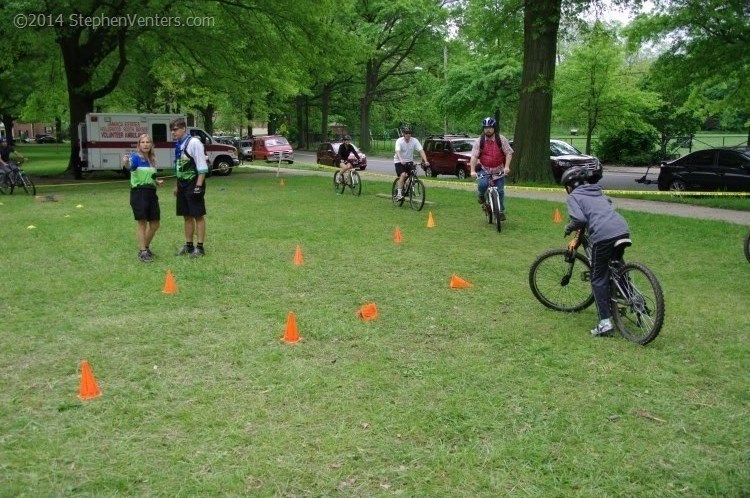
[{"x1": 470, "y1": 117, "x2": 514, "y2": 220}]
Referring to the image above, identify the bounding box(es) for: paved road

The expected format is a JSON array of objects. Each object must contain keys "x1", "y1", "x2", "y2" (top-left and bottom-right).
[{"x1": 294, "y1": 150, "x2": 658, "y2": 191}]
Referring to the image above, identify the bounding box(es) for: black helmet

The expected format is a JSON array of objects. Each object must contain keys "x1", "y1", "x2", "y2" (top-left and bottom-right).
[
  {"x1": 560, "y1": 166, "x2": 589, "y2": 190},
  {"x1": 342, "y1": 135, "x2": 351, "y2": 141},
  {"x1": 401, "y1": 126, "x2": 412, "y2": 134},
  {"x1": 481, "y1": 117, "x2": 497, "y2": 128}
]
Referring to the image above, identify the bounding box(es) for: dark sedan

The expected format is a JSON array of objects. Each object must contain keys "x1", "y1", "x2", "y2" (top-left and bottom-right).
[
  {"x1": 316, "y1": 141, "x2": 367, "y2": 170},
  {"x1": 657, "y1": 148, "x2": 750, "y2": 192}
]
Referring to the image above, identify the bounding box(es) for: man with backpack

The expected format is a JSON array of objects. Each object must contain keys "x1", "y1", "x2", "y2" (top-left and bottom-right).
[
  {"x1": 170, "y1": 117, "x2": 209, "y2": 258},
  {"x1": 469, "y1": 117, "x2": 514, "y2": 220}
]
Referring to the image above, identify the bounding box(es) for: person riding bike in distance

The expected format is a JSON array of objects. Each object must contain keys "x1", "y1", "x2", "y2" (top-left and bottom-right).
[
  {"x1": 562, "y1": 166, "x2": 631, "y2": 337},
  {"x1": 393, "y1": 126, "x2": 429, "y2": 201},
  {"x1": 336, "y1": 135, "x2": 361, "y2": 183},
  {"x1": 470, "y1": 117, "x2": 513, "y2": 221},
  {"x1": 0, "y1": 136, "x2": 25, "y2": 178}
]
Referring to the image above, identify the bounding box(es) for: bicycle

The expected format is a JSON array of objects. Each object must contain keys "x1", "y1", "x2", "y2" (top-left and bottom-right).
[
  {"x1": 0, "y1": 158, "x2": 36, "y2": 196},
  {"x1": 478, "y1": 169, "x2": 505, "y2": 233},
  {"x1": 333, "y1": 160, "x2": 362, "y2": 196},
  {"x1": 528, "y1": 230, "x2": 665, "y2": 345},
  {"x1": 744, "y1": 232, "x2": 750, "y2": 263},
  {"x1": 391, "y1": 161, "x2": 426, "y2": 211}
]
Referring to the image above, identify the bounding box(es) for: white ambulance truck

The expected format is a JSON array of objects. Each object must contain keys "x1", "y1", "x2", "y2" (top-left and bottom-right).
[{"x1": 77, "y1": 113, "x2": 239, "y2": 178}]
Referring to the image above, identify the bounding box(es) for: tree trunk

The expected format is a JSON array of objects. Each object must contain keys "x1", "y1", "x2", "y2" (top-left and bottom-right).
[
  {"x1": 320, "y1": 85, "x2": 331, "y2": 140},
  {"x1": 199, "y1": 104, "x2": 215, "y2": 136},
  {"x1": 2, "y1": 115, "x2": 15, "y2": 145},
  {"x1": 295, "y1": 95, "x2": 305, "y2": 149},
  {"x1": 512, "y1": 0, "x2": 562, "y2": 182},
  {"x1": 359, "y1": 61, "x2": 378, "y2": 151}
]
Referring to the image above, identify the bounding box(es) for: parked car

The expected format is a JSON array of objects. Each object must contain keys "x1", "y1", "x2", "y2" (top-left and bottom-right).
[
  {"x1": 422, "y1": 134, "x2": 475, "y2": 178},
  {"x1": 657, "y1": 147, "x2": 750, "y2": 192},
  {"x1": 316, "y1": 141, "x2": 368, "y2": 170},
  {"x1": 548, "y1": 139, "x2": 602, "y2": 184},
  {"x1": 238, "y1": 140, "x2": 253, "y2": 160},
  {"x1": 252, "y1": 135, "x2": 294, "y2": 163},
  {"x1": 35, "y1": 134, "x2": 57, "y2": 144}
]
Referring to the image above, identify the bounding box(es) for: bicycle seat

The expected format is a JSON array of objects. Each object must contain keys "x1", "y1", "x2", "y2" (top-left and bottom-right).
[
  {"x1": 612, "y1": 238, "x2": 632, "y2": 261},
  {"x1": 614, "y1": 238, "x2": 632, "y2": 248}
]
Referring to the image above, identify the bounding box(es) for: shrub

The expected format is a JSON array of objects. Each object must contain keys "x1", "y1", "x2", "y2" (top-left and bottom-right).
[{"x1": 595, "y1": 127, "x2": 659, "y2": 166}]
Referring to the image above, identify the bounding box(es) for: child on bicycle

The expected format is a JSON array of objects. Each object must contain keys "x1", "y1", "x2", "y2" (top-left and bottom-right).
[
  {"x1": 561, "y1": 166, "x2": 630, "y2": 337},
  {"x1": 336, "y1": 135, "x2": 360, "y2": 182}
]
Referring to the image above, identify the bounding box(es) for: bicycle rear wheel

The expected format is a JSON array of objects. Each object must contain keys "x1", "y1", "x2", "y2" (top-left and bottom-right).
[
  {"x1": 409, "y1": 178, "x2": 425, "y2": 211},
  {"x1": 391, "y1": 178, "x2": 405, "y2": 206},
  {"x1": 610, "y1": 262, "x2": 664, "y2": 345},
  {"x1": 490, "y1": 189, "x2": 502, "y2": 233},
  {"x1": 0, "y1": 173, "x2": 9, "y2": 195},
  {"x1": 744, "y1": 232, "x2": 750, "y2": 263},
  {"x1": 349, "y1": 171, "x2": 361, "y2": 196},
  {"x1": 333, "y1": 171, "x2": 345, "y2": 194},
  {"x1": 529, "y1": 248, "x2": 594, "y2": 312},
  {"x1": 18, "y1": 172, "x2": 36, "y2": 195}
]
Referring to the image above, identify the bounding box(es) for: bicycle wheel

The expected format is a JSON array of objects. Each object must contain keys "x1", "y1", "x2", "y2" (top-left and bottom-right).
[
  {"x1": 409, "y1": 178, "x2": 425, "y2": 211},
  {"x1": 744, "y1": 232, "x2": 750, "y2": 263},
  {"x1": 529, "y1": 248, "x2": 595, "y2": 312},
  {"x1": 349, "y1": 170, "x2": 362, "y2": 196},
  {"x1": 490, "y1": 189, "x2": 502, "y2": 233},
  {"x1": 391, "y1": 178, "x2": 404, "y2": 206},
  {"x1": 333, "y1": 171, "x2": 345, "y2": 194},
  {"x1": 18, "y1": 172, "x2": 36, "y2": 195},
  {"x1": 483, "y1": 190, "x2": 493, "y2": 224},
  {"x1": 0, "y1": 173, "x2": 9, "y2": 195},
  {"x1": 610, "y1": 262, "x2": 664, "y2": 345}
]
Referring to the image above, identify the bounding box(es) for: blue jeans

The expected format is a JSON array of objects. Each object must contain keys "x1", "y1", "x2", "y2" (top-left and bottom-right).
[{"x1": 477, "y1": 173, "x2": 505, "y2": 212}]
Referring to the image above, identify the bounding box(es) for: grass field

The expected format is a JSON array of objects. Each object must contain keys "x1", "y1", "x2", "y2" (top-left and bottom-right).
[{"x1": 1, "y1": 171, "x2": 748, "y2": 495}]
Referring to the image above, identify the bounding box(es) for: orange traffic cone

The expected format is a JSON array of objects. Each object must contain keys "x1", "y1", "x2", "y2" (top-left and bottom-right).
[
  {"x1": 356, "y1": 302, "x2": 378, "y2": 321},
  {"x1": 394, "y1": 226, "x2": 403, "y2": 244},
  {"x1": 553, "y1": 208, "x2": 562, "y2": 224},
  {"x1": 280, "y1": 178, "x2": 285, "y2": 188},
  {"x1": 78, "y1": 360, "x2": 102, "y2": 400},
  {"x1": 281, "y1": 311, "x2": 300, "y2": 344},
  {"x1": 162, "y1": 268, "x2": 177, "y2": 294},
  {"x1": 427, "y1": 211, "x2": 436, "y2": 228},
  {"x1": 450, "y1": 274, "x2": 473, "y2": 289},
  {"x1": 293, "y1": 244, "x2": 304, "y2": 266}
]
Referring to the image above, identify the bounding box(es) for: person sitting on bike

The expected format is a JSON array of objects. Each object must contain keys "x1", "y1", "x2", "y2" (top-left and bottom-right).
[
  {"x1": 470, "y1": 117, "x2": 513, "y2": 221},
  {"x1": 0, "y1": 137, "x2": 25, "y2": 178},
  {"x1": 393, "y1": 126, "x2": 429, "y2": 201},
  {"x1": 561, "y1": 166, "x2": 631, "y2": 337},
  {"x1": 336, "y1": 135, "x2": 361, "y2": 182}
]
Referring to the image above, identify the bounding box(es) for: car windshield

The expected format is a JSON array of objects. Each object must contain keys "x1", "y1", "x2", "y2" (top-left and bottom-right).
[
  {"x1": 333, "y1": 142, "x2": 362, "y2": 153},
  {"x1": 240, "y1": 141, "x2": 252, "y2": 147},
  {"x1": 551, "y1": 141, "x2": 581, "y2": 156},
  {"x1": 452, "y1": 140, "x2": 474, "y2": 152},
  {"x1": 265, "y1": 137, "x2": 289, "y2": 146}
]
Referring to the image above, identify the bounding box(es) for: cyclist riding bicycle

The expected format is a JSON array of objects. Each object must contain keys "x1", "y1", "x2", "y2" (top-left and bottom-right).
[
  {"x1": 470, "y1": 117, "x2": 513, "y2": 221},
  {"x1": 336, "y1": 135, "x2": 361, "y2": 182},
  {"x1": 0, "y1": 137, "x2": 25, "y2": 178},
  {"x1": 562, "y1": 166, "x2": 631, "y2": 337},
  {"x1": 393, "y1": 126, "x2": 429, "y2": 201}
]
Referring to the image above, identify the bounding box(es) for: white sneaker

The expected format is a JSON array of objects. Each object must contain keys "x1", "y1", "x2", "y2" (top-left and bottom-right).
[{"x1": 591, "y1": 319, "x2": 614, "y2": 337}]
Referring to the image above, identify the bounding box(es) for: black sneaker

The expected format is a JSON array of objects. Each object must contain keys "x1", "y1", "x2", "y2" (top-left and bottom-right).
[
  {"x1": 146, "y1": 248, "x2": 155, "y2": 258},
  {"x1": 138, "y1": 250, "x2": 153, "y2": 263},
  {"x1": 177, "y1": 244, "x2": 194, "y2": 256},
  {"x1": 499, "y1": 212, "x2": 507, "y2": 221},
  {"x1": 190, "y1": 246, "x2": 205, "y2": 258}
]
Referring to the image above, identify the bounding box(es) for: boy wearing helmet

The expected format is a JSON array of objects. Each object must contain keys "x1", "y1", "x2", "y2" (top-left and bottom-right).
[
  {"x1": 336, "y1": 135, "x2": 361, "y2": 180},
  {"x1": 393, "y1": 126, "x2": 429, "y2": 201},
  {"x1": 562, "y1": 166, "x2": 630, "y2": 337},
  {"x1": 470, "y1": 117, "x2": 513, "y2": 220}
]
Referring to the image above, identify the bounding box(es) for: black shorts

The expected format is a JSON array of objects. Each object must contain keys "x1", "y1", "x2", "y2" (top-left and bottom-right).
[
  {"x1": 176, "y1": 179, "x2": 207, "y2": 218},
  {"x1": 395, "y1": 162, "x2": 415, "y2": 176},
  {"x1": 130, "y1": 188, "x2": 160, "y2": 221}
]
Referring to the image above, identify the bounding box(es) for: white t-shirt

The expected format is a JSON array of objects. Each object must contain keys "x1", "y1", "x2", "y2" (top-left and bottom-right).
[{"x1": 393, "y1": 137, "x2": 423, "y2": 163}]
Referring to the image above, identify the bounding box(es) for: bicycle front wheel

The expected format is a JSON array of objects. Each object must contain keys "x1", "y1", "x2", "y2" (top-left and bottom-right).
[
  {"x1": 490, "y1": 189, "x2": 502, "y2": 233},
  {"x1": 349, "y1": 171, "x2": 361, "y2": 196},
  {"x1": 409, "y1": 178, "x2": 425, "y2": 211},
  {"x1": 333, "y1": 171, "x2": 345, "y2": 194},
  {"x1": 611, "y1": 262, "x2": 664, "y2": 345},
  {"x1": 18, "y1": 172, "x2": 36, "y2": 195},
  {"x1": 0, "y1": 173, "x2": 9, "y2": 195},
  {"x1": 484, "y1": 190, "x2": 493, "y2": 224},
  {"x1": 391, "y1": 178, "x2": 404, "y2": 206},
  {"x1": 529, "y1": 248, "x2": 594, "y2": 312}
]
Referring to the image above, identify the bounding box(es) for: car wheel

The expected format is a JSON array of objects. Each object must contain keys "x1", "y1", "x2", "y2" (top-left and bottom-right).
[
  {"x1": 212, "y1": 157, "x2": 233, "y2": 176},
  {"x1": 456, "y1": 167, "x2": 466, "y2": 180},
  {"x1": 668, "y1": 179, "x2": 686, "y2": 192}
]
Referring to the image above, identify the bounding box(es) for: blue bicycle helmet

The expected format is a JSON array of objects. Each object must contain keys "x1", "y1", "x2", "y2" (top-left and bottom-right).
[{"x1": 481, "y1": 117, "x2": 497, "y2": 128}]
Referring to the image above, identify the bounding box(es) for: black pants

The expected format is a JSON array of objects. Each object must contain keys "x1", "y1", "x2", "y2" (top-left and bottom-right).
[{"x1": 589, "y1": 234, "x2": 629, "y2": 320}]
